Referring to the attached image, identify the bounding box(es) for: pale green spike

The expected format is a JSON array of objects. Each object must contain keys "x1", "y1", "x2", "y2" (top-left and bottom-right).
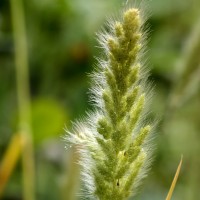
[
  {"x1": 123, "y1": 152, "x2": 146, "y2": 198},
  {"x1": 123, "y1": 9, "x2": 140, "y2": 38},
  {"x1": 96, "y1": 137, "x2": 111, "y2": 156},
  {"x1": 115, "y1": 146, "x2": 141, "y2": 179},
  {"x1": 96, "y1": 163, "x2": 111, "y2": 181},
  {"x1": 109, "y1": 52, "x2": 119, "y2": 70},
  {"x1": 97, "y1": 118, "x2": 112, "y2": 139},
  {"x1": 130, "y1": 33, "x2": 142, "y2": 47},
  {"x1": 66, "y1": 7, "x2": 154, "y2": 200},
  {"x1": 116, "y1": 161, "x2": 129, "y2": 179},
  {"x1": 129, "y1": 94, "x2": 145, "y2": 129},
  {"x1": 128, "y1": 44, "x2": 141, "y2": 63},
  {"x1": 115, "y1": 22, "x2": 124, "y2": 38},
  {"x1": 94, "y1": 172, "x2": 112, "y2": 199},
  {"x1": 127, "y1": 146, "x2": 141, "y2": 163},
  {"x1": 102, "y1": 91, "x2": 117, "y2": 123},
  {"x1": 108, "y1": 38, "x2": 119, "y2": 57},
  {"x1": 104, "y1": 70, "x2": 119, "y2": 102},
  {"x1": 108, "y1": 39, "x2": 126, "y2": 64},
  {"x1": 118, "y1": 96, "x2": 127, "y2": 119},
  {"x1": 134, "y1": 125, "x2": 151, "y2": 147},
  {"x1": 126, "y1": 86, "x2": 140, "y2": 110},
  {"x1": 127, "y1": 65, "x2": 139, "y2": 87}
]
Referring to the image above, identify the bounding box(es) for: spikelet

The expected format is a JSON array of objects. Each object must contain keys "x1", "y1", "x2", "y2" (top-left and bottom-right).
[{"x1": 65, "y1": 6, "x2": 154, "y2": 200}]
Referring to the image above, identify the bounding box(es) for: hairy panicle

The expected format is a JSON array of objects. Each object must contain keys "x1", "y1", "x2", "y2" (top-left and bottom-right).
[{"x1": 65, "y1": 5, "x2": 155, "y2": 200}]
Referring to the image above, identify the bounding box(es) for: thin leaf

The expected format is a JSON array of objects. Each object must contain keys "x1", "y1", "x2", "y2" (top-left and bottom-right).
[{"x1": 166, "y1": 156, "x2": 183, "y2": 200}]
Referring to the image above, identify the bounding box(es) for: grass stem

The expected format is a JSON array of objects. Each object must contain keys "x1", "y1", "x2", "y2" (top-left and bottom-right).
[{"x1": 10, "y1": 0, "x2": 35, "y2": 199}]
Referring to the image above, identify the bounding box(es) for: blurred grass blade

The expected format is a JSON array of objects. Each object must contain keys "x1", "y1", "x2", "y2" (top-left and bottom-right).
[
  {"x1": 0, "y1": 134, "x2": 23, "y2": 198},
  {"x1": 169, "y1": 20, "x2": 200, "y2": 111},
  {"x1": 10, "y1": 0, "x2": 35, "y2": 199},
  {"x1": 166, "y1": 156, "x2": 183, "y2": 200}
]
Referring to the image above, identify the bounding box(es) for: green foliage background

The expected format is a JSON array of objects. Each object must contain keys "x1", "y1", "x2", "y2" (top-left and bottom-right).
[{"x1": 0, "y1": 0, "x2": 200, "y2": 199}]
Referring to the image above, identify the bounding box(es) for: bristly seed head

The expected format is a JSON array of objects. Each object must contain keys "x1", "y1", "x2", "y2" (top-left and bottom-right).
[{"x1": 65, "y1": 6, "x2": 154, "y2": 200}]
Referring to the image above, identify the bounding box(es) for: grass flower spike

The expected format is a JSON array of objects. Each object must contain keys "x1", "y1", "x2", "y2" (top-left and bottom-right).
[{"x1": 66, "y1": 6, "x2": 154, "y2": 200}]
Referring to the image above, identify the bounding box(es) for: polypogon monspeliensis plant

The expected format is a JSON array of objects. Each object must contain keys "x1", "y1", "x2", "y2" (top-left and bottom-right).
[{"x1": 65, "y1": 5, "x2": 155, "y2": 200}]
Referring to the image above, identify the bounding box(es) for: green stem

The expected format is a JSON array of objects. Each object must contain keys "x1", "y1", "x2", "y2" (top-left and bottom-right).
[{"x1": 10, "y1": 0, "x2": 35, "y2": 200}]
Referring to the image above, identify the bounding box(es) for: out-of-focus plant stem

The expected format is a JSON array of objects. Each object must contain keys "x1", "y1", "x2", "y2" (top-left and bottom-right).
[
  {"x1": 10, "y1": 0, "x2": 35, "y2": 200},
  {"x1": 0, "y1": 134, "x2": 23, "y2": 198},
  {"x1": 162, "y1": 20, "x2": 200, "y2": 130},
  {"x1": 168, "y1": 20, "x2": 200, "y2": 113}
]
